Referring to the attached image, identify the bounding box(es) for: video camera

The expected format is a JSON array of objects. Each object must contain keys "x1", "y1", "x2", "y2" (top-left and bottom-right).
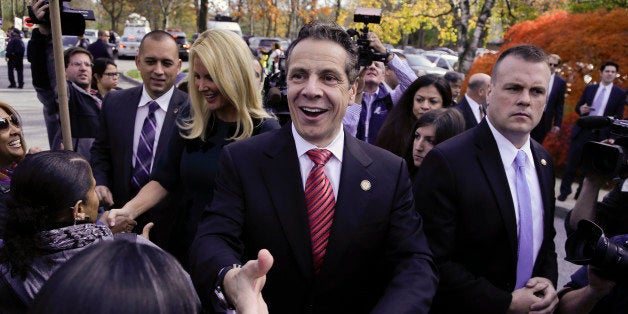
[
  {"x1": 262, "y1": 55, "x2": 291, "y2": 125},
  {"x1": 577, "y1": 116, "x2": 628, "y2": 178},
  {"x1": 27, "y1": 0, "x2": 95, "y2": 36},
  {"x1": 346, "y1": 8, "x2": 388, "y2": 67},
  {"x1": 565, "y1": 219, "x2": 628, "y2": 281}
]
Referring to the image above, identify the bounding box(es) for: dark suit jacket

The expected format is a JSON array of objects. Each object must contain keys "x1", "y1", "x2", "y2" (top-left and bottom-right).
[
  {"x1": 454, "y1": 96, "x2": 480, "y2": 130},
  {"x1": 413, "y1": 120, "x2": 558, "y2": 314},
  {"x1": 571, "y1": 83, "x2": 626, "y2": 140},
  {"x1": 190, "y1": 124, "x2": 438, "y2": 314},
  {"x1": 90, "y1": 86, "x2": 187, "y2": 243},
  {"x1": 531, "y1": 75, "x2": 566, "y2": 142}
]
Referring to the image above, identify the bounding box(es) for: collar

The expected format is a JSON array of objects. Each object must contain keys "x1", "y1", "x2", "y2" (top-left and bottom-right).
[
  {"x1": 465, "y1": 94, "x2": 481, "y2": 107},
  {"x1": 486, "y1": 118, "x2": 533, "y2": 169},
  {"x1": 139, "y1": 86, "x2": 175, "y2": 112},
  {"x1": 291, "y1": 123, "x2": 344, "y2": 163}
]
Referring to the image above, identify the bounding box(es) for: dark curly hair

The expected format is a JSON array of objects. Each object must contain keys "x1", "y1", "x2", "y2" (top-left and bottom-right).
[{"x1": 0, "y1": 150, "x2": 93, "y2": 279}]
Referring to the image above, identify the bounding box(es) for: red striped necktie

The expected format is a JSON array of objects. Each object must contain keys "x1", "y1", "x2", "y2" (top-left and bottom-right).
[{"x1": 305, "y1": 149, "x2": 335, "y2": 274}]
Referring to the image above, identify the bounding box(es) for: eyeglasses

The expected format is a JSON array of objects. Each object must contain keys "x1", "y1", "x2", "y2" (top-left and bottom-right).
[
  {"x1": 69, "y1": 61, "x2": 93, "y2": 68},
  {"x1": 549, "y1": 63, "x2": 559, "y2": 67},
  {"x1": 103, "y1": 72, "x2": 120, "y2": 77},
  {"x1": 0, "y1": 114, "x2": 20, "y2": 130}
]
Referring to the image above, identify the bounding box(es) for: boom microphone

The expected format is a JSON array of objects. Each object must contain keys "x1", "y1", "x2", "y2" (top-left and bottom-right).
[{"x1": 577, "y1": 116, "x2": 614, "y2": 129}]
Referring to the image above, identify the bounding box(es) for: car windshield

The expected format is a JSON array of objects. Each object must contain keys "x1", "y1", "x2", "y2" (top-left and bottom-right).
[
  {"x1": 405, "y1": 54, "x2": 433, "y2": 67},
  {"x1": 62, "y1": 36, "x2": 78, "y2": 46},
  {"x1": 259, "y1": 39, "x2": 279, "y2": 47},
  {"x1": 173, "y1": 37, "x2": 187, "y2": 44}
]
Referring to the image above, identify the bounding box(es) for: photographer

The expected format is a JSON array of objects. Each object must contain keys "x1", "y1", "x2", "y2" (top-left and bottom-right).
[
  {"x1": 355, "y1": 32, "x2": 417, "y2": 144},
  {"x1": 559, "y1": 142, "x2": 628, "y2": 314},
  {"x1": 27, "y1": 0, "x2": 101, "y2": 159}
]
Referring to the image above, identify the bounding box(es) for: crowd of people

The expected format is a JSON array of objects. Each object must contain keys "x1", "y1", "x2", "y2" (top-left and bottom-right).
[{"x1": 1, "y1": 1, "x2": 627, "y2": 312}]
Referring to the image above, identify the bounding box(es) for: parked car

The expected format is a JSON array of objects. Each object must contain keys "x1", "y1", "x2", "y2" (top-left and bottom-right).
[
  {"x1": 166, "y1": 29, "x2": 190, "y2": 61},
  {"x1": 405, "y1": 54, "x2": 446, "y2": 76},
  {"x1": 422, "y1": 52, "x2": 459, "y2": 71},
  {"x1": 62, "y1": 35, "x2": 78, "y2": 50},
  {"x1": 117, "y1": 35, "x2": 143, "y2": 59},
  {"x1": 83, "y1": 29, "x2": 98, "y2": 45}
]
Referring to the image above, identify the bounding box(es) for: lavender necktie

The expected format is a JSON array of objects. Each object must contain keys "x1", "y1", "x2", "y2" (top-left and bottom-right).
[
  {"x1": 131, "y1": 101, "x2": 159, "y2": 193},
  {"x1": 590, "y1": 86, "x2": 606, "y2": 115},
  {"x1": 514, "y1": 150, "x2": 534, "y2": 289}
]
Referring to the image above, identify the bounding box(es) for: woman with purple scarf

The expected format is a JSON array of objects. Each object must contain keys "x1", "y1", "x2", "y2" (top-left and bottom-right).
[{"x1": 0, "y1": 150, "x2": 151, "y2": 312}]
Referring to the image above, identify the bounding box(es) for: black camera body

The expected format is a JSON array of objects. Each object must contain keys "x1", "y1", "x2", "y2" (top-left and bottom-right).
[
  {"x1": 262, "y1": 55, "x2": 291, "y2": 125},
  {"x1": 578, "y1": 116, "x2": 628, "y2": 178},
  {"x1": 347, "y1": 8, "x2": 387, "y2": 67},
  {"x1": 565, "y1": 219, "x2": 628, "y2": 281},
  {"x1": 27, "y1": 0, "x2": 95, "y2": 36}
]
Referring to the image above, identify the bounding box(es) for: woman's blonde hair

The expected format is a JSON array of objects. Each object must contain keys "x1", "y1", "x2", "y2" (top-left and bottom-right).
[
  {"x1": 0, "y1": 101, "x2": 27, "y2": 159},
  {"x1": 181, "y1": 29, "x2": 270, "y2": 141}
]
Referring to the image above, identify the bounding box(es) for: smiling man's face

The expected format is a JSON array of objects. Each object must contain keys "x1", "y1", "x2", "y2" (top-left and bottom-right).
[{"x1": 286, "y1": 38, "x2": 355, "y2": 147}]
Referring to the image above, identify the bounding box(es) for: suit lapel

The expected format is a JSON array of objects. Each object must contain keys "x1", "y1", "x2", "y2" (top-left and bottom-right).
[
  {"x1": 321, "y1": 134, "x2": 373, "y2": 277},
  {"x1": 260, "y1": 125, "x2": 313, "y2": 280},
  {"x1": 530, "y1": 142, "x2": 554, "y2": 236},
  {"x1": 120, "y1": 87, "x2": 143, "y2": 186},
  {"x1": 474, "y1": 122, "x2": 517, "y2": 257},
  {"x1": 156, "y1": 89, "x2": 185, "y2": 152}
]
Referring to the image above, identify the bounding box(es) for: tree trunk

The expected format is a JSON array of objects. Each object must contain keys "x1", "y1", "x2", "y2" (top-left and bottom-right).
[
  {"x1": 198, "y1": 0, "x2": 208, "y2": 33},
  {"x1": 459, "y1": 0, "x2": 494, "y2": 73}
]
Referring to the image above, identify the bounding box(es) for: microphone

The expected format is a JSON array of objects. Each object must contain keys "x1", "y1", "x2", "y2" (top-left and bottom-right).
[{"x1": 576, "y1": 116, "x2": 614, "y2": 129}]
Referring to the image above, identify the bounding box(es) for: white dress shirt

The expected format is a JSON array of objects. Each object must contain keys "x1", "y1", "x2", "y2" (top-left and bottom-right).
[
  {"x1": 132, "y1": 86, "x2": 175, "y2": 171},
  {"x1": 292, "y1": 124, "x2": 344, "y2": 198},
  {"x1": 487, "y1": 119, "x2": 544, "y2": 266}
]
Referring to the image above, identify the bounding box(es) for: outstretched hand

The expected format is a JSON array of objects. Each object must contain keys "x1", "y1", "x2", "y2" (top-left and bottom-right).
[{"x1": 224, "y1": 249, "x2": 274, "y2": 314}]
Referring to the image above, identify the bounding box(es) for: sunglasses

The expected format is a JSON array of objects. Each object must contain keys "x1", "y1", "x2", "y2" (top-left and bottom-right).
[
  {"x1": 0, "y1": 114, "x2": 20, "y2": 130},
  {"x1": 549, "y1": 63, "x2": 559, "y2": 67}
]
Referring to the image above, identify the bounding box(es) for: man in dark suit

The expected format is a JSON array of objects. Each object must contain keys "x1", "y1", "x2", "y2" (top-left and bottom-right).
[
  {"x1": 414, "y1": 45, "x2": 559, "y2": 313},
  {"x1": 90, "y1": 30, "x2": 186, "y2": 246},
  {"x1": 455, "y1": 72, "x2": 491, "y2": 130},
  {"x1": 531, "y1": 53, "x2": 566, "y2": 143},
  {"x1": 87, "y1": 29, "x2": 114, "y2": 60},
  {"x1": 189, "y1": 21, "x2": 437, "y2": 313},
  {"x1": 558, "y1": 61, "x2": 626, "y2": 201}
]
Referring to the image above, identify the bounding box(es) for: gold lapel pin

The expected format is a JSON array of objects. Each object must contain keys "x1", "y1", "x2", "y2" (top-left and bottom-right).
[
  {"x1": 541, "y1": 159, "x2": 547, "y2": 166},
  {"x1": 360, "y1": 180, "x2": 371, "y2": 191},
  {"x1": 173, "y1": 108, "x2": 179, "y2": 114}
]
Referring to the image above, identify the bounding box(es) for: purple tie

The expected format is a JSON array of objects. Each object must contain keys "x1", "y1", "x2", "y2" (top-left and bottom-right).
[
  {"x1": 590, "y1": 86, "x2": 606, "y2": 115},
  {"x1": 514, "y1": 150, "x2": 534, "y2": 289},
  {"x1": 305, "y1": 149, "x2": 335, "y2": 274},
  {"x1": 131, "y1": 101, "x2": 159, "y2": 193}
]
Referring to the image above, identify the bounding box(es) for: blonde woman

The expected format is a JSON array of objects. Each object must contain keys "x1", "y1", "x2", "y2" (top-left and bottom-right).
[{"x1": 108, "y1": 30, "x2": 280, "y2": 266}]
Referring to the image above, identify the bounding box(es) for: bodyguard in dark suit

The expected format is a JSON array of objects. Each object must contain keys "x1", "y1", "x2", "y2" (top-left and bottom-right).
[
  {"x1": 414, "y1": 45, "x2": 558, "y2": 314},
  {"x1": 90, "y1": 30, "x2": 186, "y2": 246},
  {"x1": 558, "y1": 61, "x2": 626, "y2": 201},
  {"x1": 189, "y1": 21, "x2": 437, "y2": 314},
  {"x1": 87, "y1": 29, "x2": 114, "y2": 60},
  {"x1": 455, "y1": 73, "x2": 491, "y2": 130},
  {"x1": 531, "y1": 54, "x2": 566, "y2": 143}
]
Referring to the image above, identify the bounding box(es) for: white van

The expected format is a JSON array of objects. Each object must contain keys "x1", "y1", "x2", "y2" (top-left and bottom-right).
[{"x1": 207, "y1": 21, "x2": 242, "y2": 37}]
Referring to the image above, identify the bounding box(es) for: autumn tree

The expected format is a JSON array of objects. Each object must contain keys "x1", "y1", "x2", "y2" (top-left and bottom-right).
[
  {"x1": 466, "y1": 8, "x2": 628, "y2": 172},
  {"x1": 97, "y1": 0, "x2": 127, "y2": 32}
]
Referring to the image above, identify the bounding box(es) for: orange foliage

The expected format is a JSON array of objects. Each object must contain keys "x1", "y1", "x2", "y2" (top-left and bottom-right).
[{"x1": 467, "y1": 8, "x2": 628, "y2": 174}]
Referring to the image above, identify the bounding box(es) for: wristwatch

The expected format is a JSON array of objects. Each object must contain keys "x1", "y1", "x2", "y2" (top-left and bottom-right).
[{"x1": 214, "y1": 264, "x2": 241, "y2": 310}]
